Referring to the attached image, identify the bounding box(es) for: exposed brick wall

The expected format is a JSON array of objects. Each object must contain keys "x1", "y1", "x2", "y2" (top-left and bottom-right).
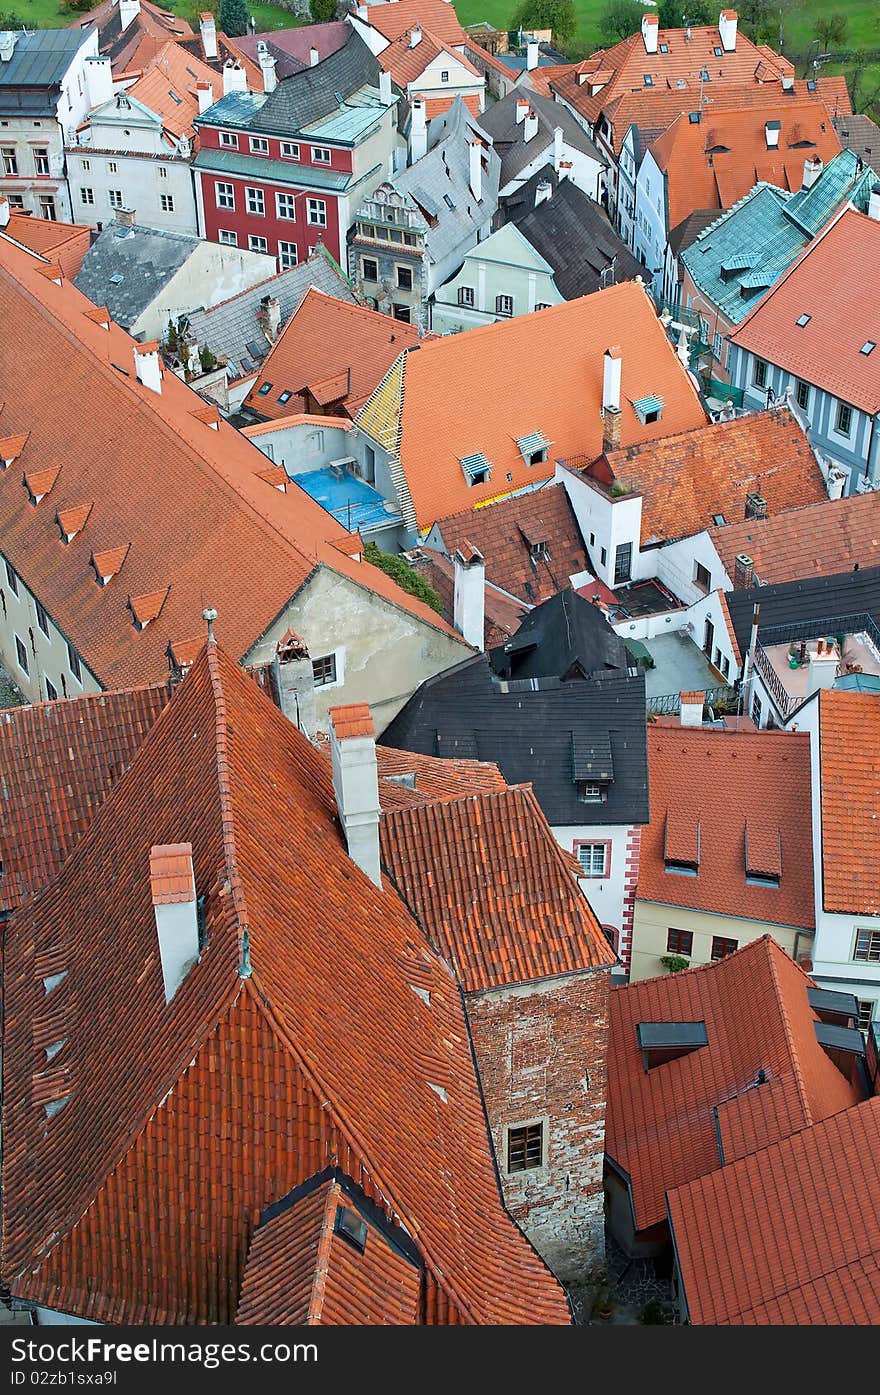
[
  {"x1": 620, "y1": 824, "x2": 642, "y2": 973},
  {"x1": 465, "y1": 966, "x2": 611, "y2": 1282}
]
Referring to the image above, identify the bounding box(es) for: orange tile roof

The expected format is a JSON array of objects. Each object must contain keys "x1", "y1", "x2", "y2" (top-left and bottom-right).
[
  {"x1": 730, "y1": 208, "x2": 880, "y2": 413},
  {"x1": 2, "y1": 644, "x2": 569, "y2": 1325},
  {"x1": 129, "y1": 585, "x2": 171, "y2": 627},
  {"x1": 639, "y1": 724, "x2": 815, "y2": 927},
  {"x1": 91, "y1": 543, "x2": 130, "y2": 579},
  {"x1": 380, "y1": 27, "x2": 481, "y2": 88},
  {"x1": 123, "y1": 40, "x2": 219, "y2": 140},
  {"x1": 422, "y1": 92, "x2": 482, "y2": 119},
  {"x1": 0, "y1": 683, "x2": 170, "y2": 915},
  {"x1": 364, "y1": 0, "x2": 467, "y2": 48},
  {"x1": 56, "y1": 502, "x2": 92, "y2": 539},
  {"x1": 431, "y1": 483, "x2": 590, "y2": 607},
  {"x1": 382, "y1": 281, "x2": 707, "y2": 532},
  {"x1": 668, "y1": 1095, "x2": 880, "y2": 1324},
  {"x1": 24, "y1": 466, "x2": 61, "y2": 501},
  {"x1": 244, "y1": 288, "x2": 421, "y2": 421},
  {"x1": 381, "y1": 784, "x2": 615, "y2": 992},
  {"x1": 0, "y1": 234, "x2": 459, "y2": 692},
  {"x1": 5, "y1": 215, "x2": 92, "y2": 281},
  {"x1": 596, "y1": 406, "x2": 827, "y2": 544},
  {"x1": 650, "y1": 103, "x2": 841, "y2": 233},
  {"x1": 819, "y1": 690, "x2": 880, "y2": 915},
  {"x1": 375, "y1": 744, "x2": 507, "y2": 807},
  {"x1": 149, "y1": 842, "x2": 195, "y2": 904},
  {"x1": 606, "y1": 936, "x2": 860, "y2": 1231},
  {"x1": 329, "y1": 701, "x2": 375, "y2": 740},
  {"x1": 710, "y1": 489, "x2": 880, "y2": 585},
  {"x1": 237, "y1": 1171, "x2": 422, "y2": 1324}
]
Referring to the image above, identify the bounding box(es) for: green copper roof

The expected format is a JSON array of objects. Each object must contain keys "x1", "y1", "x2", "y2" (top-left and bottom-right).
[
  {"x1": 682, "y1": 149, "x2": 879, "y2": 326},
  {"x1": 192, "y1": 145, "x2": 352, "y2": 192}
]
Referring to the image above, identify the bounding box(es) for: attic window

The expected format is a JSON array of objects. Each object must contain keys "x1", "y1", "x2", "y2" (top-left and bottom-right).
[
  {"x1": 334, "y1": 1205, "x2": 368, "y2": 1254},
  {"x1": 643, "y1": 74, "x2": 653, "y2": 85},
  {"x1": 632, "y1": 394, "x2": 663, "y2": 425},
  {"x1": 277, "y1": 390, "x2": 292, "y2": 404},
  {"x1": 745, "y1": 821, "x2": 781, "y2": 887},
  {"x1": 637, "y1": 1022, "x2": 708, "y2": 1071},
  {"x1": 443, "y1": 193, "x2": 455, "y2": 209},
  {"x1": 43, "y1": 970, "x2": 68, "y2": 995},
  {"x1": 460, "y1": 451, "x2": 492, "y2": 485},
  {"x1": 796, "y1": 313, "x2": 811, "y2": 327},
  {"x1": 659, "y1": 42, "x2": 668, "y2": 52},
  {"x1": 688, "y1": 110, "x2": 701, "y2": 123},
  {"x1": 714, "y1": 46, "x2": 723, "y2": 56},
  {"x1": 700, "y1": 68, "x2": 710, "y2": 81},
  {"x1": 712, "y1": 513, "x2": 727, "y2": 526},
  {"x1": 665, "y1": 810, "x2": 700, "y2": 875},
  {"x1": 530, "y1": 540, "x2": 549, "y2": 560},
  {"x1": 579, "y1": 780, "x2": 606, "y2": 803},
  {"x1": 168, "y1": 89, "x2": 182, "y2": 104},
  {"x1": 517, "y1": 430, "x2": 551, "y2": 465},
  {"x1": 861, "y1": 341, "x2": 876, "y2": 355},
  {"x1": 806, "y1": 79, "x2": 816, "y2": 91},
  {"x1": 258, "y1": 382, "x2": 273, "y2": 396}
]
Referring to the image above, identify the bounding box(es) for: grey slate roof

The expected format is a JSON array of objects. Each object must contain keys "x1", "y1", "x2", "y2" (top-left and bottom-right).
[
  {"x1": 74, "y1": 223, "x2": 199, "y2": 330},
  {"x1": 0, "y1": 29, "x2": 91, "y2": 115},
  {"x1": 250, "y1": 27, "x2": 381, "y2": 137},
  {"x1": 181, "y1": 246, "x2": 356, "y2": 382},
  {"x1": 477, "y1": 88, "x2": 602, "y2": 187},
  {"x1": 381, "y1": 589, "x2": 649, "y2": 827},
  {"x1": 501, "y1": 167, "x2": 641, "y2": 300},
  {"x1": 725, "y1": 565, "x2": 880, "y2": 656},
  {"x1": 383, "y1": 97, "x2": 500, "y2": 269},
  {"x1": 833, "y1": 114, "x2": 880, "y2": 172}
]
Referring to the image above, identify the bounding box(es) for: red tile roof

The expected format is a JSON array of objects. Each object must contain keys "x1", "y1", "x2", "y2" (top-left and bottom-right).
[
  {"x1": 364, "y1": 0, "x2": 467, "y2": 48},
  {"x1": 431, "y1": 483, "x2": 589, "y2": 607},
  {"x1": 593, "y1": 407, "x2": 827, "y2": 544},
  {"x1": 0, "y1": 684, "x2": 170, "y2": 915},
  {"x1": 236, "y1": 1172, "x2": 422, "y2": 1324},
  {"x1": 123, "y1": 40, "x2": 219, "y2": 141},
  {"x1": 381, "y1": 784, "x2": 615, "y2": 992},
  {"x1": 819, "y1": 690, "x2": 880, "y2": 915},
  {"x1": 639, "y1": 724, "x2": 814, "y2": 927},
  {"x1": 149, "y1": 843, "x2": 195, "y2": 904},
  {"x1": 606, "y1": 936, "x2": 860, "y2": 1231},
  {"x1": 4, "y1": 215, "x2": 92, "y2": 281},
  {"x1": 379, "y1": 281, "x2": 707, "y2": 531},
  {"x1": 710, "y1": 489, "x2": 880, "y2": 585},
  {"x1": 650, "y1": 103, "x2": 841, "y2": 233},
  {"x1": 375, "y1": 744, "x2": 508, "y2": 807},
  {"x1": 730, "y1": 208, "x2": 880, "y2": 413},
  {"x1": 668, "y1": 1095, "x2": 880, "y2": 1324},
  {"x1": 244, "y1": 287, "x2": 421, "y2": 420},
  {"x1": 2, "y1": 644, "x2": 569, "y2": 1325},
  {"x1": 380, "y1": 28, "x2": 481, "y2": 88},
  {"x1": 0, "y1": 232, "x2": 459, "y2": 691}
]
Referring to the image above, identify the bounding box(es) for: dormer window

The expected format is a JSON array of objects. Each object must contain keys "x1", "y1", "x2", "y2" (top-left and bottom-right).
[
  {"x1": 638, "y1": 1022, "x2": 707, "y2": 1071},
  {"x1": 745, "y1": 821, "x2": 781, "y2": 887},
  {"x1": 530, "y1": 540, "x2": 549, "y2": 561},
  {"x1": 579, "y1": 780, "x2": 606, "y2": 803},
  {"x1": 460, "y1": 451, "x2": 492, "y2": 486},
  {"x1": 516, "y1": 430, "x2": 551, "y2": 466},
  {"x1": 633, "y1": 394, "x2": 663, "y2": 425},
  {"x1": 665, "y1": 810, "x2": 700, "y2": 875}
]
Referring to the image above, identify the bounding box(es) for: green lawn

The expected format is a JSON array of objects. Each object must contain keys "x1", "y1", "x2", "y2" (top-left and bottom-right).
[{"x1": 0, "y1": 0, "x2": 298, "y2": 32}]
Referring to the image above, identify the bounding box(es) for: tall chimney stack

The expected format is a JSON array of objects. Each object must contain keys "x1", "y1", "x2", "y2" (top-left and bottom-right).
[
  {"x1": 199, "y1": 12, "x2": 217, "y2": 61},
  {"x1": 272, "y1": 629, "x2": 316, "y2": 735},
  {"x1": 526, "y1": 37, "x2": 539, "y2": 69},
  {"x1": 453, "y1": 542, "x2": 485, "y2": 651},
  {"x1": 642, "y1": 13, "x2": 659, "y2": 53},
  {"x1": 310, "y1": 45, "x2": 320, "y2": 66},
  {"x1": 719, "y1": 9, "x2": 738, "y2": 52},
  {"x1": 150, "y1": 844, "x2": 200, "y2": 1003},
  {"x1": 329, "y1": 705, "x2": 382, "y2": 889},
  {"x1": 410, "y1": 97, "x2": 427, "y2": 162},
  {"x1": 134, "y1": 340, "x2": 162, "y2": 394},
  {"x1": 468, "y1": 139, "x2": 483, "y2": 201}
]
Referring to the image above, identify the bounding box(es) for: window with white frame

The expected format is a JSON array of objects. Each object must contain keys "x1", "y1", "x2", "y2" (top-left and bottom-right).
[
  {"x1": 311, "y1": 146, "x2": 331, "y2": 163},
  {"x1": 33, "y1": 147, "x2": 49, "y2": 175},
  {"x1": 108, "y1": 161, "x2": 117, "y2": 173},
  {"x1": 39, "y1": 195, "x2": 56, "y2": 221},
  {"x1": 160, "y1": 193, "x2": 174, "y2": 212},
  {"x1": 278, "y1": 240, "x2": 298, "y2": 268},
  {"x1": 280, "y1": 141, "x2": 299, "y2": 159},
  {"x1": 248, "y1": 234, "x2": 268, "y2": 253},
  {"x1": 81, "y1": 158, "x2": 90, "y2": 171},
  {"x1": 495, "y1": 293, "x2": 514, "y2": 317},
  {"x1": 67, "y1": 643, "x2": 82, "y2": 684},
  {"x1": 250, "y1": 136, "x2": 269, "y2": 154},
  {"x1": 108, "y1": 189, "x2": 123, "y2": 209},
  {"x1": 158, "y1": 165, "x2": 167, "y2": 178},
  {"x1": 307, "y1": 198, "x2": 327, "y2": 226},
  {"x1": 80, "y1": 187, "x2": 94, "y2": 205},
  {"x1": 35, "y1": 601, "x2": 50, "y2": 639},
  {"x1": 245, "y1": 186, "x2": 265, "y2": 216},
  {"x1": 835, "y1": 401, "x2": 853, "y2": 437},
  {"x1": 575, "y1": 842, "x2": 608, "y2": 877},
  {"x1": 312, "y1": 653, "x2": 337, "y2": 686},
  {"x1": 276, "y1": 191, "x2": 297, "y2": 220},
  {"x1": 4, "y1": 146, "x2": 20, "y2": 174},
  {"x1": 440, "y1": 69, "x2": 449, "y2": 82},
  {"x1": 854, "y1": 929, "x2": 880, "y2": 962},
  {"x1": 218, "y1": 229, "x2": 237, "y2": 245},
  {"x1": 753, "y1": 357, "x2": 768, "y2": 388},
  {"x1": 219, "y1": 131, "x2": 238, "y2": 148},
  {"x1": 216, "y1": 182, "x2": 234, "y2": 209}
]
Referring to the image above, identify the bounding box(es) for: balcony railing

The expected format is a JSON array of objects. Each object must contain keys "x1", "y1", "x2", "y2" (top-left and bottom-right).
[{"x1": 646, "y1": 684, "x2": 739, "y2": 716}]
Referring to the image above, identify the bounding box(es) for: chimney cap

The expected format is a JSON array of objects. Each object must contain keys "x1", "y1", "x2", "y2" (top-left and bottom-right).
[
  {"x1": 329, "y1": 703, "x2": 375, "y2": 739},
  {"x1": 149, "y1": 843, "x2": 195, "y2": 906},
  {"x1": 605, "y1": 344, "x2": 622, "y2": 360}
]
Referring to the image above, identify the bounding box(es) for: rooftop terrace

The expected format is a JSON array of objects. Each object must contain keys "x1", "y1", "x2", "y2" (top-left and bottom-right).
[{"x1": 291, "y1": 466, "x2": 402, "y2": 535}]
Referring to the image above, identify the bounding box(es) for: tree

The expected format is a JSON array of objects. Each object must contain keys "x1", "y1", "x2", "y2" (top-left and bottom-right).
[
  {"x1": 309, "y1": 0, "x2": 338, "y2": 22},
  {"x1": 219, "y1": 0, "x2": 249, "y2": 38},
  {"x1": 657, "y1": 0, "x2": 712, "y2": 27},
  {"x1": 364, "y1": 543, "x2": 443, "y2": 614},
  {"x1": 598, "y1": 0, "x2": 643, "y2": 46},
  {"x1": 813, "y1": 13, "x2": 847, "y2": 52},
  {"x1": 511, "y1": 0, "x2": 577, "y2": 46}
]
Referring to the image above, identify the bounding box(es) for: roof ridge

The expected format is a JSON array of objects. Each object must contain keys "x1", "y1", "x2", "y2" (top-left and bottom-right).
[
  {"x1": 759, "y1": 935, "x2": 815, "y2": 1129},
  {"x1": 205, "y1": 644, "x2": 252, "y2": 978}
]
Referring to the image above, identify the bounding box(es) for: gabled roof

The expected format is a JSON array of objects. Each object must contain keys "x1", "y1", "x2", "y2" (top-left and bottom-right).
[
  {"x1": 366, "y1": 279, "x2": 706, "y2": 531},
  {"x1": 0, "y1": 232, "x2": 458, "y2": 692},
  {"x1": 233, "y1": 22, "x2": 351, "y2": 82},
  {"x1": 121, "y1": 38, "x2": 219, "y2": 140},
  {"x1": 593, "y1": 405, "x2": 825, "y2": 545},
  {"x1": 819, "y1": 689, "x2": 880, "y2": 917},
  {"x1": 70, "y1": 0, "x2": 193, "y2": 69},
  {"x1": 668, "y1": 1094, "x2": 880, "y2": 1324},
  {"x1": 493, "y1": 587, "x2": 632, "y2": 681},
  {"x1": 639, "y1": 724, "x2": 814, "y2": 927},
  {"x1": 3, "y1": 215, "x2": 91, "y2": 281},
  {"x1": 248, "y1": 27, "x2": 383, "y2": 138},
  {"x1": 244, "y1": 287, "x2": 420, "y2": 419},
  {"x1": 0, "y1": 29, "x2": 92, "y2": 114},
  {"x1": 606, "y1": 936, "x2": 861, "y2": 1232},
  {"x1": 709, "y1": 488, "x2": 880, "y2": 586},
  {"x1": 503, "y1": 166, "x2": 642, "y2": 300},
  {"x1": 431, "y1": 482, "x2": 589, "y2": 608},
  {"x1": 456, "y1": 220, "x2": 555, "y2": 275},
  {"x1": 381, "y1": 783, "x2": 615, "y2": 992},
  {"x1": 74, "y1": 222, "x2": 199, "y2": 329},
  {"x1": 1, "y1": 644, "x2": 570, "y2": 1325},
  {"x1": 379, "y1": 27, "x2": 480, "y2": 89},
  {"x1": 833, "y1": 111, "x2": 880, "y2": 170},
  {"x1": 476, "y1": 86, "x2": 602, "y2": 185},
  {"x1": 730, "y1": 207, "x2": 880, "y2": 413},
  {"x1": 362, "y1": 0, "x2": 468, "y2": 48}
]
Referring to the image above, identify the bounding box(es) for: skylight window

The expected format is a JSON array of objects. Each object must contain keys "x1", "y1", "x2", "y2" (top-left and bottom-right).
[
  {"x1": 806, "y1": 79, "x2": 816, "y2": 91},
  {"x1": 796, "y1": 313, "x2": 811, "y2": 326},
  {"x1": 861, "y1": 341, "x2": 876, "y2": 355},
  {"x1": 277, "y1": 390, "x2": 292, "y2": 403},
  {"x1": 257, "y1": 382, "x2": 272, "y2": 396},
  {"x1": 712, "y1": 513, "x2": 727, "y2": 526},
  {"x1": 714, "y1": 46, "x2": 723, "y2": 56},
  {"x1": 700, "y1": 68, "x2": 710, "y2": 81},
  {"x1": 643, "y1": 74, "x2": 653, "y2": 85},
  {"x1": 334, "y1": 1206, "x2": 368, "y2": 1254},
  {"x1": 659, "y1": 42, "x2": 668, "y2": 52},
  {"x1": 168, "y1": 89, "x2": 182, "y2": 104}
]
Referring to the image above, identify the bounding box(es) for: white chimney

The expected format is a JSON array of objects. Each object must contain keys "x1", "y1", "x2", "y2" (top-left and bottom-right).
[
  {"x1": 329, "y1": 705, "x2": 382, "y2": 889},
  {"x1": 807, "y1": 644, "x2": 839, "y2": 696},
  {"x1": 642, "y1": 14, "x2": 659, "y2": 54},
  {"x1": 802, "y1": 155, "x2": 823, "y2": 190},
  {"x1": 134, "y1": 340, "x2": 162, "y2": 394},
  {"x1": 200, "y1": 12, "x2": 217, "y2": 61},
  {"x1": 310, "y1": 45, "x2": 319, "y2": 66},
  {"x1": 827, "y1": 467, "x2": 846, "y2": 501},
  {"x1": 535, "y1": 178, "x2": 553, "y2": 207},
  {"x1": 150, "y1": 844, "x2": 200, "y2": 1004},
  {"x1": 118, "y1": 0, "x2": 141, "y2": 33},
  {"x1": 410, "y1": 98, "x2": 427, "y2": 162},
  {"x1": 679, "y1": 692, "x2": 704, "y2": 727},
  {"x1": 469, "y1": 139, "x2": 483, "y2": 200},
  {"x1": 258, "y1": 43, "x2": 277, "y2": 94},
  {"x1": 523, "y1": 108, "x2": 539, "y2": 143},
  {"x1": 765, "y1": 119, "x2": 781, "y2": 150},
  {"x1": 222, "y1": 59, "x2": 247, "y2": 96},
  {"x1": 196, "y1": 80, "x2": 214, "y2": 114},
  {"x1": 719, "y1": 9, "x2": 738, "y2": 51},
  {"x1": 603, "y1": 345, "x2": 622, "y2": 411},
  {"x1": 453, "y1": 543, "x2": 485, "y2": 651},
  {"x1": 84, "y1": 55, "x2": 113, "y2": 109},
  {"x1": 515, "y1": 98, "x2": 529, "y2": 124},
  {"x1": 409, "y1": 24, "x2": 422, "y2": 47},
  {"x1": 379, "y1": 68, "x2": 392, "y2": 104},
  {"x1": 869, "y1": 182, "x2": 880, "y2": 221},
  {"x1": 553, "y1": 124, "x2": 563, "y2": 172},
  {"x1": 0, "y1": 31, "x2": 16, "y2": 62},
  {"x1": 0, "y1": 196, "x2": 9, "y2": 228},
  {"x1": 526, "y1": 37, "x2": 539, "y2": 70}
]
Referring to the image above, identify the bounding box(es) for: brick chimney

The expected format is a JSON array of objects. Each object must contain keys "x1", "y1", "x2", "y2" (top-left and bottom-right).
[
  {"x1": 453, "y1": 541, "x2": 485, "y2": 650},
  {"x1": 150, "y1": 844, "x2": 200, "y2": 1003},
  {"x1": 642, "y1": 14, "x2": 659, "y2": 53},
  {"x1": 602, "y1": 346, "x2": 623, "y2": 449},
  {"x1": 329, "y1": 705, "x2": 382, "y2": 889},
  {"x1": 719, "y1": 9, "x2": 738, "y2": 51},
  {"x1": 114, "y1": 205, "x2": 136, "y2": 230},
  {"x1": 744, "y1": 490, "x2": 767, "y2": 520},
  {"x1": 134, "y1": 341, "x2": 162, "y2": 394},
  {"x1": 272, "y1": 628, "x2": 316, "y2": 735},
  {"x1": 734, "y1": 552, "x2": 754, "y2": 588},
  {"x1": 199, "y1": 12, "x2": 217, "y2": 61}
]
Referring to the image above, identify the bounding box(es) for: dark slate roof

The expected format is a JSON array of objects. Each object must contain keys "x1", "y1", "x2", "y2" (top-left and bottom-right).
[
  {"x1": 0, "y1": 29, "x2": 90, "y2": 115},
  {"x1": 476, "y1": 88, "x2": 602, "y2": 186},
  {"x1": 501, "y1": 167, "x2": 642, "y2": 300},
  {"x1": 668, "y1": 209, "x2": 719, "y2": 257},
  {"x1": 250, "y1": 27, "x2": 381, "y2": 137},
  {"x1": 726, "y1": 565, "x2": 880, "y2": 655},
  {"x1": 490, "y1": 588, "x2": 632, "y2": 681},
  {"x1": 381, "y1": 591, "x2": 649, "y2": 826},
  {"x1": 74, "y1": 222, "x2": 199, "y2": 330},
  {"x1": 833, "y1": 114, "x2": 880, "y2": 173}
]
